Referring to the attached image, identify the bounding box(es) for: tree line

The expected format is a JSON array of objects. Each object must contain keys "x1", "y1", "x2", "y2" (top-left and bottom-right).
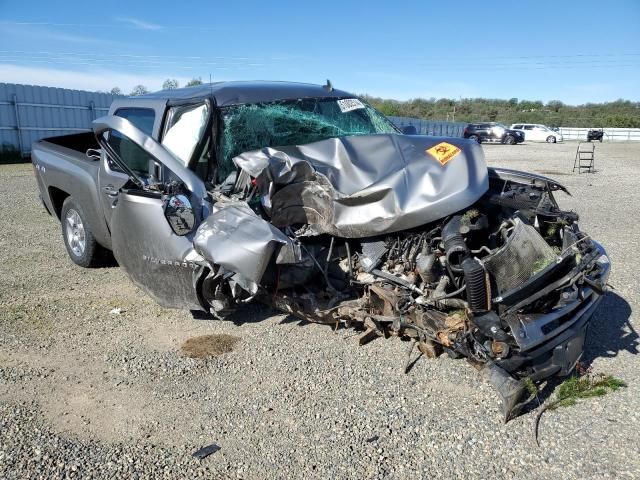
[
  {"x1": 106, "y1": 79, "x2": 639, "y2": 128},
  {"x1": 363, "y1": 95, "x2": 640, "y2": 128},
  {"x1": 108, "y1": 77, "x2": 203, "y2": 97}
]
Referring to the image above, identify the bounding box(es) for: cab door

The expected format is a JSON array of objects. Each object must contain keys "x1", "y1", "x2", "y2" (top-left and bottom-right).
[
  {"x1": 93, "y1": 115, "x2": 210, "y2": 310},
  {"x1": 97, "y1": 107, "x2": 157, "y2": 229}
]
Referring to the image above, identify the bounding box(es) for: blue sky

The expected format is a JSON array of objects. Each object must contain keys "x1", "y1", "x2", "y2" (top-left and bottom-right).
[{"x1": 1, "y1": 0, "x2": 638, "y2": 104}]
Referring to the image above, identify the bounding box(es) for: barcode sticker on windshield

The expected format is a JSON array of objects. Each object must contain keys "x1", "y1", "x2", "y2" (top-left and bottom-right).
[{"x1": 337, "y1": 98, "x2": 365, "y2": 113}]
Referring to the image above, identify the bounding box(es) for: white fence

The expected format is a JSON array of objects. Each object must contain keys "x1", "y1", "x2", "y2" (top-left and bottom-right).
[
  {"x1": 388, "y1": 117, "x2": 640, "y2": 142},
  {"x1": 558, "y1": 127, "x2": 640, "y2": 142}
]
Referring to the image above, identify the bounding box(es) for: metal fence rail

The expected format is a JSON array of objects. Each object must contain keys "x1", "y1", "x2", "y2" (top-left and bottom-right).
[
  {"x1": 389, "y1": 116, "x2": 640, "y2": 142},
  {"x1": 558, "y1": 127, "x2": 640, "y2": 142},
  {"x1": 0, "y1": 83, "x2": 116, "y2": 158},
  {"x1": 388, "y1": 116, "x2": 466, "y2": 137}
]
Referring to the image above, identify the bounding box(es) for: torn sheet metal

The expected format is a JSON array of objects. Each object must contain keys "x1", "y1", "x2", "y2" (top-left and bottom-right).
[
  {"x1": 233, "y1": 134, "x2": 488, "y2": 238},
  {"x1": 193, "y1": 202, "x2": 293, "y2": 293}
]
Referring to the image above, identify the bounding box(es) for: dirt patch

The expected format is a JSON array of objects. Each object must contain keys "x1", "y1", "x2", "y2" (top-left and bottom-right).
[
  {"x1": 0, "y1": 302, "x2": 56, "y2": 336},
  {"x1": 181, "y1": 334, "x2": 241, "y2": 358}
]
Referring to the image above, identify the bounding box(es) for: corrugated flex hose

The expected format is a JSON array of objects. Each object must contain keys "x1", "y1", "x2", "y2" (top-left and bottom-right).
[{"x1": 462, "y1": 257, "x2": 490, "y2": 312}]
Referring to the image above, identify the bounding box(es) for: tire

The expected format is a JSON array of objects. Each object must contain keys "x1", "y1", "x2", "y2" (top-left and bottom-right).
[
  {"x1": 503, "y1": 135, "x2": 516, "y2": 145},
  {"x1": 60, "y1": 197, "x2": 106, "y2": 268},
  {"x1": 546, "y1": 136, "x2": 556, "y2": 143},
  {"x1": 468, "y1": 134, "x2": 480, "y2": 143}
]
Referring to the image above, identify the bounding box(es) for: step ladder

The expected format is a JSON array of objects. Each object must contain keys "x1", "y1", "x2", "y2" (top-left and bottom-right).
[{"x1": 573, "y1": 142, "x2": 595, "y2": 173}]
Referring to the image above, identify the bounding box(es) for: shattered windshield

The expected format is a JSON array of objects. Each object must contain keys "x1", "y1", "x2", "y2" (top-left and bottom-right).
[{"x1": 218, "y1": 97, "x2": 397, "y2": 181}]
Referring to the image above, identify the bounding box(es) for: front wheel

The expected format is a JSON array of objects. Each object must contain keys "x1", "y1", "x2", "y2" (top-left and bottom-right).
[
  {"x1": 503, "y1": 135, "x2": 516, "y2": 145},
  {"x1": 61, "y1": 197, "x2": 106, "y2": 267},
  {"x1": 546, "y1": 136, "x2": 556, "y2": 143}
]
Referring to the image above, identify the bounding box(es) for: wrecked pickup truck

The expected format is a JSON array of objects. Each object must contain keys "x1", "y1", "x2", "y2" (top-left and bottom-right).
[{"x1": 32, "y1": 81, "x2": 610, "y2": 420}]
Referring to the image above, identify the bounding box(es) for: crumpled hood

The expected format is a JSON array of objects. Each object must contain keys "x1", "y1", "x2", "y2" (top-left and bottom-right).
[{"x1": 233, "y1": 134, "x2": 489, "y2": 237}]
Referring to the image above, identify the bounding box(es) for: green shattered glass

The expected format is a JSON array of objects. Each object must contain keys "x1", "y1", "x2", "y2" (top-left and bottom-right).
[{"x1": 218, "y1": 99, "x2": 397, "y2": 181}]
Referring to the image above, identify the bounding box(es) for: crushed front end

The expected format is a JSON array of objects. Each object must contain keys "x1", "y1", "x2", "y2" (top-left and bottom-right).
[{"x1": 194, "y1": 135, "x2": 610, "y2": 421}]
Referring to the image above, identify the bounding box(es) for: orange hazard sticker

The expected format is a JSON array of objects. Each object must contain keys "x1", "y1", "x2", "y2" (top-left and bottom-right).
[{"x1": 426, "y1": 142, "x2": 461, "y2": 166}]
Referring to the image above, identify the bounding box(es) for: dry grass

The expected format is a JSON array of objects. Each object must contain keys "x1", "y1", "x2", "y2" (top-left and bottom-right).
[
  {"x1": 534, "y1": 373, "x2": 626, "y2": 447},
  {"x1": 181, "y1": 334, "x2": 241, "y2": 359}
]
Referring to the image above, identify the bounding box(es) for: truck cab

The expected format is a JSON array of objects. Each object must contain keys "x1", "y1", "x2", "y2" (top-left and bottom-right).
[{"x1": 32, "y1": 81, "x2": 396, "y2": 309}]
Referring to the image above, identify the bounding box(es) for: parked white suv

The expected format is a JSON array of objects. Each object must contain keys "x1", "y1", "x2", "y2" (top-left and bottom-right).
[{"x1": 510, "y1": 124, "x2": 563, "y2": 143}]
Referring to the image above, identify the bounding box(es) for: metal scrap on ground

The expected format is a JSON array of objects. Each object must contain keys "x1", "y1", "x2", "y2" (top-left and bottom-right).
[{"x1": 192, "y1": 443, "x2": 221, "y2": 460}]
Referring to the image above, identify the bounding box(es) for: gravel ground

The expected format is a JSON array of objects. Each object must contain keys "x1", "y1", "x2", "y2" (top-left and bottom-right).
[{"x1": 1, "y1": 142, "x2": 639, "y2": 479}]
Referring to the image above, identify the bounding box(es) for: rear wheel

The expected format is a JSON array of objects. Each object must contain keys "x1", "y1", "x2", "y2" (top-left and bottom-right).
[
  {"x1": 468, "y1": 134, "x2": 480, "y2": 143},
  {"x1": 546, "y1": 136, "x2": 556, "y2": 143},
  {"x1": 61, "y1": 197, "x2": 106, "y2": 267},
  {"x1": 504, "y1": 135, "x2": 516, "y2": 145}
]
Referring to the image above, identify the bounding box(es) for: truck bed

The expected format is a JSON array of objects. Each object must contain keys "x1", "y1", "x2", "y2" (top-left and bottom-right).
[
  {"x1": 42, "y1": 131, "x2": 99, "y2": 153},
  {"x1": 31, "y1": 131, "x2": 113, "y2": 249}
]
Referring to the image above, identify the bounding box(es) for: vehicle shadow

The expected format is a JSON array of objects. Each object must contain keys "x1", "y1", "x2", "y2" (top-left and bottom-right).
[
  {"x1": 226, "y1": 292, "x2": 637, "y2": 360},
  {"x1": 521, "y1": 291, "x2": 636, "y2": 412},
  {"x1": 582, "y1": 291, "x2": 637, "y2": 365},
  {"x1": 215, "y1": 302, "x2": 306, "y2": 327},
  {"x1": 98, "y1": 253, "x2": 119, "y2": 268},
  {"x1": 223, "y1": 302, "x2": 350, "y2": 333},
  {"x1": 196, "y1": 290, "x2": 637, "y2": 415}
]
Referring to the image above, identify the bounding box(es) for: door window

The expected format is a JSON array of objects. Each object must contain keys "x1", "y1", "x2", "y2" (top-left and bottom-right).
[
  {"x1": 115, "y1": 108, "x2": 155, "y2": 135},
  {"x1": 523, "y1": 125, "x2": 534, "y2": 130},
  {"x1": 108, "y1": 134, "x2": 155, "y2": 176},
  {"x1": 513, "y1": 125, "x2": 523, "y2": 129},
  {"x1": 95, "y1": 114, "x2": 208, "y2": 199},
  {"x1": 108, "y1": 108, "x2": 156, "y2": 175}
]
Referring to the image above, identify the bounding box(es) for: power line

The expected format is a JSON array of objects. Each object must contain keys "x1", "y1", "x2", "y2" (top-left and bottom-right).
[
  {"x1": 0, "y1": 50, "x2": 276, "y2": 62},
  {"x1": 1, "y1": 49, "x2": 639, "y2": 64},
  {"x1": 0, "y1": 55, "x2": 264, "y2": 68},
  {"x1": 0, "y1": 58, "x2": 272, "y2": 71},
  {"x1": 0, "y1": 52, "x2": 636, "y2": 72},
  {"x1": 4, "y1": 52, "x2": 637, "y2": 67},
  {"x1": 0, "y1": 20, "x2": 222, "y2": 31}
]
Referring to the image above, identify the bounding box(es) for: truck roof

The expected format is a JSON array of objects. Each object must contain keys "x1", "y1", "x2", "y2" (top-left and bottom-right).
[{"x1": 135, "y1": 80, "x2": 354, "y2": 106}]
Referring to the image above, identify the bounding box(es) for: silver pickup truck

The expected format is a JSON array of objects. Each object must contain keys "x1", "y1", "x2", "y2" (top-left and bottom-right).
[{"x1": 32, "y1": 81, "x2": 610, "y2": 420}]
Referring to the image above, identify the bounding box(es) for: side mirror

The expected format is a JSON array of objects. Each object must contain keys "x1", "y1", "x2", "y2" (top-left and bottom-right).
[
  {"x1": 164, "y1": 194, "x2": 195, "y2": 235},
  {"x1": 401, "y1": 125, "x2": 418, "y2": 135},
  {"x1": 86, "y1": 148, "x2": 101, "y2": 160}
]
